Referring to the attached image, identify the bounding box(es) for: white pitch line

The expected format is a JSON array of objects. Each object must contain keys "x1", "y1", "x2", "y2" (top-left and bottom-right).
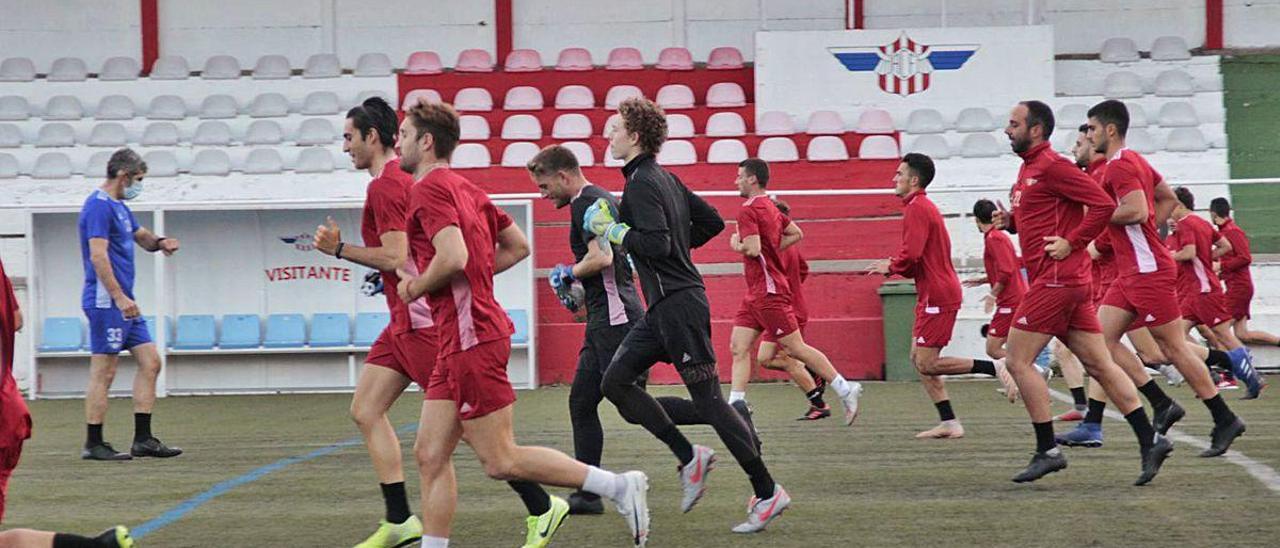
[{"x1": 1048, "y1": 388, "x2": 1280, "y2": 494}]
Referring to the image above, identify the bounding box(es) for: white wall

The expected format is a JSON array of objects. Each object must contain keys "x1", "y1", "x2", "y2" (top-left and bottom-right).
[
  {"x1": 0, "y1": 0, "x2": 141, "y2": 72},
  {"x1": 1224, "y1": 0, "x2": 1280, "y2": 48}
]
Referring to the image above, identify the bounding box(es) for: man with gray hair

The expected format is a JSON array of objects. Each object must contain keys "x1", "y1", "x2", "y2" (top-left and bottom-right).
[{"x1": 77, "y1": 148, "x2": 182, "y2": 461}]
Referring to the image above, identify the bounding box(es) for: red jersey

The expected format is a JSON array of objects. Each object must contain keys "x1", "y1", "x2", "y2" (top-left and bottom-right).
[
  {"x1": 1, "y1": 255, "x2": 32, "y2": 448},
  {"x1": 1216, "y1": 219, "x2": 1253, "y2": 287},
  {"x1": 982, "y1": 228, "x2": 1026, "y2": 308},
  {"x1": 1171, "y1": 213, "x2": 1223, "y2": 296},
  {"x1": 780, "y1": 244, "x2": 809, "y2": 323},
  {"x1": 1008, "y1": 142, "x2": 1115, "y2": 286},
  {"x1": 362, "y1": 159, "x2": 433, "y2": 333},
  {"x1": 888, "y1": 191, "x2": 962, "y2": 309},
  {"x1": 405, "y1": 167, "x2": 515, "y2": 357},
  {"x1": 1092, "y1": 231, "x2": 1118, "y2": 294},
  {"x1": 1098, "y1": 149, "x2": 1177, "y2": 278},
  {"x1": 737, "y1": 195, "x2": 791, "y2": 299}
]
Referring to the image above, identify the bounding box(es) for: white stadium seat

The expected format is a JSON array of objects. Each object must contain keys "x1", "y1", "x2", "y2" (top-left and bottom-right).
[
  {"x1": 906, "y1": 109, "x2": 946, "y2": 134},
  {"x1": 150, "y1": 55, "x2": 190, "y2": 80},
  {"x1": 0, "y1": 57, "x2": 36, "y2": 82},
  {"x1": 805, "y1": 110, "x2": 845, "y2": 135},
  {"x1": 1158, "y1": 102, "x2": 1200, "y2": 127},
  {"x1": 554, "y1": 85, "x2": 595, "y2": 110},
  {"x1": 252, "y1": 55, "x2": 292, "y2": 79},
  {"x1": 202, "y1": 55, "x2": 242, "y2": 79},
  {"x1": 244, "y1": 148, "x2": 285, "y2": 174},
  {"x1": 1099, "y1": 37, "x2": 1140, "y2": 63},
  {"x1": 706, "y1": 83, "x2": 746, "y2": 108},
  {"x1": 707, "y1": 47, "x2": 745, "y2": 70},
  {"x1": 960, "y1": 133, "x2": 1002, "y2": 158},
  {"x1": 1154, "y1": 70, "x2": 1195, "y2": 97},
  {"x1": 954, "y1": 107, "x2": 997, "y2": 132},
  {"x1": 665, "y1": 114, "x2": 694, "y2": 138},
  {"x1": 656, "y1": 47, "x2": 695, "y2": 71},
  {"x1": 147, "y1": 95, "x2": 187, "y2": 120},
  {"x1": 44, "y1": 96, "x2": 84, "y2": 120},
  {"x1": 48, "y1": 57, "x2": 88, "y2": 81},
  {"x1": 756, "y1": 111, "x2": 796, "y2": 136},
  {"x1": 1128, "y1": 103, "x2": 1150, "y2": 128},
  {"x1": 192, "y1": 121, "x2": 233, "y2": 145},
  {"x1": 656, "y1": 85, "x2": 695, "y2": 110},
  {"x1": 503, "y1": 49, "x2": 544, "y2": 73},
  {"x1": 296, "y1": 118, "x2": 337, "y2": 145},
  {"x1": 551, "y1": 114, "x2": 592, "y2": 139},
  {"x1": 95, "y1": 95, "x2": 136, "y2": 120},
  {"x1": 705, "y1": 112, "x2": 746, "y2": 137},
  {"x1": 1126, "y1": 128, "x2": 1159, "y2": 154},
  {"x1": 454, "y1": 88, "x2": 494, "y2": 111},
  {"x1": 1103, "y1": 71, "x2": 1144, "y2": 98},
  {"x1": 450, "y1": 143, "x2": 492, "y2": 168},
  {"x1": 707, "y1": 139, "x2": 748, "y2": 164},
  {"x1": 295, "y1": 147, "x2": 335, "y2": 173},
  {"x1": 142, "y1": 123, "x2": 180, "y2": 146},
  {"x1": 905, "y1": 134, "x2": 951, "y2": 159},
  {"x1": 249, "y1": 93, "x2": 290, "y2": 117},
  {"x1": 1165, "y1": 127, "x2": 1208, "y2": 152},
  {"x1": 0, "y1": 124, "x2": 21, "y2": 147},
  {"x1": 36, "y1": 123, "x2": 75, "y2": 147},
  {"x1": 245, "y1": 120, "x2": 284, "y2": 145},
  {"x1": 459, "y1": 115, "x2": 490, "y2": 140},
  {"x1": 857, "y1": 135, "x2": 900, "y2": 159},
  {"x1": 555, "y1": 48, "x2": 594, "y2": 72},
  {"x1": 99, "y1": 57, "x2": 139, "y2": 81},
  {"x1": 503, "y1": 86, "x2": 544, "y2": 110},
  {"x1": 602, "y1": 113, "x2": 621, "y2": 138},
  {"x1": 0, "y1": 96, "x2": 29, "y2": 121},
  {"x1": 1056, "y1": 104, "x2": 1089, "y2": 128},
  {"x1": 404, "y1": 51, "x2": 444, "y2": 75},
  {"x1": 604, "y1": 85, "x2": 643, "y2": 110},
  {"x1": 33, "y1": 152, "x2": 73, "y2": 179},
  {"x1": 85, "y1": 151, "x2": 112, "y2": 177},
  {"x1": 1150, "y1": 36, "x2": 1191, "y2": 61},
  {"x1": 200, "y1": 94, "x2": 240, "y2": 119},
  {"x1": 302, "y1": 91, "x2": 342, "y2": 115},
  {"x1": 606, "y1": 47, "x2": 644, "y2": 71},
  {"x1": 403, "y1": 89, "x2": 443, "y2": 108},
  {"x1": 303, "y1": 54, "x2": 342, "y2": 78},
  {"x1": 501, "y1": 114, "x2": 543, "y2": 140},
  {"x1": 190, "y1": 150, "x2": 232, "y2": 176},
  {"x1": 562, "y1": 141, "x2": 595, "y2": 166},
  {"x1": 656, "y1": 140, "x2": 696, "y2": 165},
  {"x1": 805, "y1": 136, "x2": 849, "y2": 161},
  {"x1": 142, "y1": 150, "x2": 179, "y2": 177},
  {"x1": 501, "y1": 142, "x2": 540, "y2": 167},
  {"x1": 855, "y1": 109, "x2": 896, "y2": 134},
  {"x1": 455, "y1": 49, "x2": 495, "y2": 73},
  {"x1": 354, "y1": 53, "x2": 392, "y2": 77},
  {"x1": 0, "y1": 153, "x2": 18, "y2": 178},
  {"x1": 757, "y1": 137, "x2": 799, "y2": 162},
  {"x1": 88, "y1": 123, "x2": 128, "y2": 147}
]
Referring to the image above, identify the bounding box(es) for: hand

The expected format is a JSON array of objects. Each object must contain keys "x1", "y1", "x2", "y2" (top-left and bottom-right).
[
  {"x1": 583, "y1": 199, "x2": 631, "y2": 245},
  {"x1": 866, "y1": 259, "x2": 891, "y2": 275},
  {"x1": 314, "y1": 217, "x2": 342, "y2": 256},
  {"x1": 114, "y1": 295, "x2": 140, "y2": 319},
  {"x1": 396, "y1": 277, "x2": 415, "y2": 304},
  {"x1": 1213, "y1": 261, "x2": 1222, "y2": 275},
  {"x1": 992, "y1": 200, "x2": 1011, "y2": 230},
  {"x1": 1043, "y1": 236, "x2": 1072, "y2": 260},
  {"x1": 729, "y1": 232, "x2": 742, "y2": 251},
  {"x1": 158, "y1": 238, "x2": 180, "y2": 256},
  {"x1": 548, "y1": 263, "x2": 575, "y2": 289},
  {"x1": 982, "y1": 293, "x2": 996, "y2": 315},
  {"x1": 13, "y1": 306, "x2": 22, "y2": 332}
]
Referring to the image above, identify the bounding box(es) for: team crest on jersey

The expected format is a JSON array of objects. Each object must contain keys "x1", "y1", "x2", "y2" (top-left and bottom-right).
[
  {"x1": 829, "y1": 32, "x2": 979, "y2": 96},
  {"x1": 1024, "y1": 178, "x2": 1038, "y2": 186}
]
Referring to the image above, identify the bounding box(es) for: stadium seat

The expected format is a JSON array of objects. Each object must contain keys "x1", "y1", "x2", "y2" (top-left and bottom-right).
[
  {"x1": 805, "y1": 136, "x2": 849, "y2": 161},
  {"x1": 201, "y1": 55, "x2": 242, "y2": 79},
  {"x1": 1128, "y1": 103, "x2": 1149, "y2": 128},
  {"x1": 906, "y1": 109, "x2": 946, "y2": 134},
  {"x1": 88, "y1": 123, "x2": 128, "y2": 147},
  {"x1": 960, "y1": 133, "x2": 1002, "y2": 158},
  {"x1": 84, "y1": 151, "x2": 112, "y2": 177},
  {"x1": 142, "y1": 122, "x2": 180, "y2": 146},
  {"x1": 756, "y1": 111, "x2": 796, "y2": 136},
  {"x1": 1165, "y1": 127, "x2": 1208, "y2": 152},
  {"x1": 757, "y1": 137, "x2": 799, "y2": 162},
  {"x1": 0, "y1": 57, "x2": 36, "y2": 81},
  {"x1": 857, "y1": 135, "x2": 900, "y2": 159},
  {"x1": 459, "y1": 115, "x2": 491, "y2": 140},
  {"x1": 501, "y1": 114, "x2": 543, "y2": 140},
  {"x1": 252, "y1": 55, "x2": 292, "y2": 79},
  {"x1": 295, "y1": 147, "x2": 335, "y2": 173},
  {"x1": 707, "y1": 47, "x2": 745, "y2": 70},
  {"x1": 310, "y1": 314, "x2": 351, "y2": 347},
  {"x1": 99, "y1": 57, "x2": 139, "y2": 81},
  {"x1": 1056, "y1": 104, "x2": 1088, "y2": 128},
  {"x1": 805, "y1": 110, "x2": 845, "y2": 135},
  {"x1": 0, "y1": 96, "x2": 28, "y2": 121},
  {"x1": 303, "y1": 53, "x2": 342, "y2": 78},
  {"x1": 666, "y1": 114, "x2": 695, "y2": 138},
  {"x1": 455, "y1": 49, "x2": 495, "y2": 72},
  {"x1": 503, "y1": 86, "x2": 544, "y2": 110},
  {"x1": 405, "y1": 51, "x2": 444, "y2": 75},
  {"x1": 1126, "y1": 128, "x2": 1159, "y2": 154},
  {"x1": 552, "y1": 113, "x2": 592, "y2": 139},
  {"x1": 356, "y1": 90, "x2": 395, "y2": 108},
  {"x1": 39, "y1": 318, "x2": 83, "y2": 352},
  {"x1": 95, "y1": 95, "x2": 136, "y2": 120},
  {"x1": 1150, "y1": 36, "x2": 1191, "y2": 61},
  {"x1": 44, "y1": 95, "x2": 84, "y2": 120},
  {"x1": 1103, "y1": 71, "x2": 1144, "y2": 98},
  {"x1": 354, "y1": 312, "x2": 389, "y2": 347},
  {"x1": 173, "y1": 315, "x2": 216, "y2": 349},
  {"x1": 602, "y1": 113, "x2": 622, "y2": 138},
  {"x1": 501, "y1": 142, "x2": 540, "y2": 167},
  {"x1": 150, "y1": 55, "x2": 190, "y2": 79},
  {"x1": 1099, "y1": 37, "x2": 1140, "y2": 63},
  {"x1": 554, "y1": 85, "x2": 595, "y2": 110},
  {"x1": 705, "y1": 112, "x2": 746, "y2": 137},
  {"x1": 190, "y1": 149, "x2": 232, "y2": 176},
  {"x1": 249, "y1": 93, "x2": 289, "y2": 117},
  {"x1": 656, "y1": 140, "x2": 696, "y2": 165},
  {"x1": 0, "y1": 124, "x2": 21, "y2": 147},
  {"x1": 297, "y1": 118, "x2": 336, "y2": 145},
  {"x1": 403, "y1": 89, "x2": 443, "y2": 108},
  {"x1": 706, "y1": 83, "x2": 746, "y2": 107},
  {"x1": 555, "y1": 48, "x2": 594, "y2": 71},
  {"x1": 302, "y1": 91, "x2": 342, "y2": 115},
  {"x1": 454, "y1": 88, "x2": 494, "y2": 111},
  {"x1": 143, "y1": 150, "x2": 179, "y2": 177},
  {"x1": 1157, "y1": 101, "x2": 1199, "y2": 127},
  {"x1": 656, "y1": 84, "x2": 695, "y2": 109},
  {"x1": 606, "y1": 47, "x2": 644, "y2": 70},
  {"x1": 220, "y1": 314, "x2": 262, "y2": 349},
  {"x1": 36, "y1": 123, "x2": 75, "y2": 147},
  {"x1": 707, "y1": 139, "x2": 748, "y2": 164},
  {"x1": 264, "y1": 314, "x2": 306, "y2": 348},
  {"x1": 855, "y1": 108, "x2": 895, "y2": 134},
  {"x1": 604, "y1": 85, "x2": 643, "y2": 110},
  {"x1": 954, "y1": 107, "x2": 996, "y2": 132},
  {"x1": 504, "y1": 49, "x2": 544, "y2": 72},
  {"x1": 48, "y1": 57, "x2": 88, "y2": 81},
  {"x1": 245, "y1": 120, "x2": 284, "y2": 145},
  {"x1": 1154, "y1": 70, "x2": 1195, "y2": 97},
  {"x1": 905, "y1": 134, "x2": 951, "y2": 159},
  {"x1": 0, "y1": 153, "x2": 18, "y2": 178},
  {"x1": 244, "y1": 148, "x2": 284, "y2": 174},
  {"x1": 354, "y1": 53, "x2": 392, "y2": 76},
  {"x1": 508, "y1": 310, "x2": 530, "y2": 345},
  {"x1": 450, "y1": 143, "x2": 491, "y2": 168},
  {"x1": 147, "y1": 95, "x2": 187, "y2": 120},
  {"x1": 562, "y1": 141, "x2": 595, "y2": 166},
  {"x1": 200, "y1": 94, "x2": 240, "y2": 119},
  {"x1": 192, "y1": 121, "x2": 233, "y2": 145},
  {"x1": 142, "y1": 316, "x2": 159, "y2": 339},
  {"x1": 656, "y1": 47, "x2": 694, "y2": 70}
]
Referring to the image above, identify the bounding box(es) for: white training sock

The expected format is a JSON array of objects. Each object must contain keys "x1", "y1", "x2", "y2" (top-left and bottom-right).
[
  {"x1": 728, "y1": 390, "x2": 746, "y2": 404},
  {"x1": 421, "y1": 536, "x2": 449, "y2": 548},
  {"x1": 831, "y1": 375, "x2": 852, "y2": 397},
  {"x1": 582, "y1": 466, "x2": 624, "y2": 501}
]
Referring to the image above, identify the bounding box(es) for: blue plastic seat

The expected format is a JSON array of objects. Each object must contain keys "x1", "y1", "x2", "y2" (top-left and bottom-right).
[
  {"x1": 39, "y1": 317, "x2": 83, "y2": 352},
  {"x1": 264, "y1": 314, "x2": 306, "y2": 348},
  {"x1": 173, "y1": 315, "x2": 216, "y2": 349},
  {"x1": 220, "y1": 314, "x2": 261, "y2": 349},
  {"x1": 508, "y1": 309, "x2": 530, "y2": 345},
  {"x1": 310, "y1": 313, "x2": 351, "y2": 347},
  {"x1": 354, "y1": 312, "x2": 389, "y2": 347}
]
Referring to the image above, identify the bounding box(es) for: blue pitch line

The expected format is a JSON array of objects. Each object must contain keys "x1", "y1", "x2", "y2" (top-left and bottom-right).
[{"x1": 132, "y1": 422, "x2": 419, "y2": 539}]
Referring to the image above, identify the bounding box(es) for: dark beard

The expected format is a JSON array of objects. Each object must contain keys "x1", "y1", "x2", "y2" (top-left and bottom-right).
[{"x1": 1010, "y1": 136, "x2": 1030, "y2": 154}]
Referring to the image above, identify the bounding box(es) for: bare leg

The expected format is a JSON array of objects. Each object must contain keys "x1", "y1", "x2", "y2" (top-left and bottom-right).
[
  {"x1": 1098, "y1": 305, "x2": 1155, "y2": 387},
  {"x1": 1148, "y1": 320, "x2": 1220, "y2": 400},
  {"x1": 985, "y1": 335, "x2": 1008, "y2": 360},
  {"x1": 0, "y1": 529, "x2": 55, "y2": 547},
  {"x1": 130, "y1": 343, "x2": 161, "y2": 414},
  {"x1": 1054, "y1": 340, "x2": 1085, "y2": 390},
  {"x1": 729, "y1": 326, "x2": 762, "y2": 395},
  {"x1": 1003, "y1": 328, "x2": 1055, "y2": 423},
  {"x1": 1234, "y1": 318, "x2": 1280, "y2": 346},
  {"x1": 414, "y1": 400, "x2": 462, "y2": 538},
  {"x1": 1063, "y1": 329, "x2": 1143, "y2": 415},
  {"x1": 757, "y1": 342, "x2": 816, "y2": 392},
  {"x1": 912, "y1": 345, "x2": 950, "y2": 403},
  {"x1": 85, "y1": 354, "x2": 119, "y2": 425},
  {"x1": 351, "y1": 365, "x2": 412, "y2": 484}
]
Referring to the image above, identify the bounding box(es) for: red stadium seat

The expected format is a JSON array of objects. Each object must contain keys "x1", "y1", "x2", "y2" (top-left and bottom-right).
[
  {"x1": 605, "y1": 47, "x2": 644, "y2": 70},
  {"x1": 706, "y1": 47, "x2": 745, "y2": 70},
  {"x1": 404, "y1": 51, "x2": 444, "y2": 75},
  {"x1": 656, "y1": 47, "x2": 694, "y2": 70}
]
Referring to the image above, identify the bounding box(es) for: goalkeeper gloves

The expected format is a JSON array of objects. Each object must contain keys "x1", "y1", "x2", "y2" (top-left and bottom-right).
[
  {"x1": 583, "y1": 198, "x2": 631, "y2": 245},
  {"x1": 548, "y1": 263, "x2": 579, "y2": 311}
]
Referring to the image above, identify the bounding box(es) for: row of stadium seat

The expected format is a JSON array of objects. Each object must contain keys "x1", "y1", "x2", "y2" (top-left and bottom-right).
[
  {"x1": 38, "y1": 311, "x2": 530, "y2": 352},
  {"x1": 0, "y1": 91, "x2": 391, "y2": 121},
  {"x1": 903, "y1": 101, "x2": 1208, "y2": 135},
  {"x1": 1099, "y1": 36, "x2": 1191, "y2": 63},
  {"x1": 410, "y1": 46, "x2": 744, "y2": 74},
  {"x1": 458, "y1": 134, "x2": 899, "y2": 167},
  {"x1": 406, "y1": 82, "x2": 748, "y2": 112},
  {"x1": 1, "y1": 118, "x2": 340, "y2": 147},
  {"x1": 904, "y1": 125, "x2": 1217, "y2": 159}
]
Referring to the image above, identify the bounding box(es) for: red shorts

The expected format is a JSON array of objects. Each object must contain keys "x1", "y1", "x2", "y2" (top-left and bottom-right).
[
  {"x1": 0, "y1": 443, "x2": 21, "y2": 524},
  {"x1": 1180, "y1": 291, "x2": 1230, "y2": 327},
  {"x1": 366, "y1": 328, "x2": 439, "y2": 387},
  {"x1": 734, "y1": 295, "x2": 800, "y2": 342},
  {"x1": 1225, "y1": 280, "x2": 1253, "y2": 321},
  {"x1": 913, "y1": 304, "x2": 958, "y2": 348},
  {"x1": 1101, "y1": 274, "x2": 1183, "y2": 329},
  {"x1": 425, "y1": 338, "x2": 516, "y2": 421},
  {"x1": 1012, "y1": 284, "x2": 1101, "y2": 338},
  {"x1": 988, "y1": 305, "x2": 1017, "y2": 338},
  {"x1": 763, "y1": 316, "x2": 807, "y2": 344}
]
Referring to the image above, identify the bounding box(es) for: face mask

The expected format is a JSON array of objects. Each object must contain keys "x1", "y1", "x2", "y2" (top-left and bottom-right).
[{"x1": 123, "y1": 180, "x2": 143, "y2": 201}]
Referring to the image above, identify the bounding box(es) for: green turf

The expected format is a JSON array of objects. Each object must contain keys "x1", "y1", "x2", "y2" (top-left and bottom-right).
[
  {"x1": 1223, "y1": 54, "x2": 1280, "y2": 253},
  {"x1": 5, "y1": 381, "x2": 1279, "y2": 547}
]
